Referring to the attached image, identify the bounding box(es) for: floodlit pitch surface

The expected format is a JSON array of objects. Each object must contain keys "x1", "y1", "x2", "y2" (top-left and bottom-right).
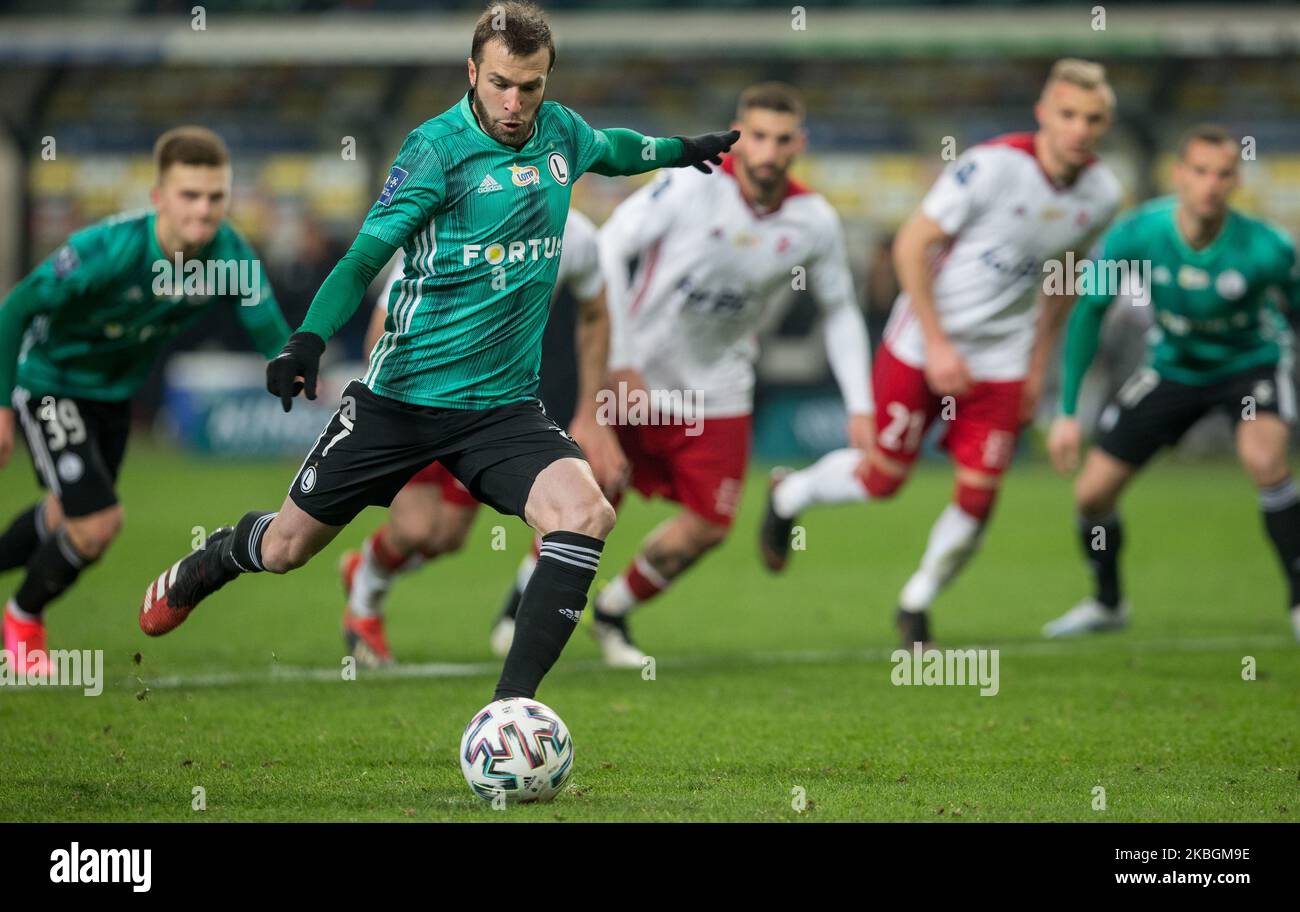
[{"x1": 2, "y1": 442, "x2": 1296, "y2": 822}]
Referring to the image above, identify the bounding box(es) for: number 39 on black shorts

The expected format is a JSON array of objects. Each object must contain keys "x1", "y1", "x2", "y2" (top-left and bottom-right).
[{"x1": 11, "y1": 386, "x2": 131, "y2": 518}]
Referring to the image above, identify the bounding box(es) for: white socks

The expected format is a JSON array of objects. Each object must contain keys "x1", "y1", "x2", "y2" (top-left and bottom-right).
[
  {"x1": 772, "y1": 448, "x2": 869, "y2": 519},
  {"x1": 349, "y1": 538, "x2": 397, "y2": 619},
  {"x1": 898, "y1": 504, "x2": 984, "y2": 613}
]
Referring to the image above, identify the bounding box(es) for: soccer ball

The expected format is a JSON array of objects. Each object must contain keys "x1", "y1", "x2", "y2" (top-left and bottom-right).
[{"x1": 459, "y1": 697, "x2": 574, "y2": 803}]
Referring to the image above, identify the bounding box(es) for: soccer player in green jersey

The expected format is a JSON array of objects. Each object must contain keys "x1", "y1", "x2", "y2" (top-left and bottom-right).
[
  {"x1": 1045, "y1": 124, "x2": 1300, "y2": 639},
  {"x1": 0, "y1": 126, "x2": 290, "y2": 671},
  {"x1": 137, "y1": 2, "x2": 738, "y2": 707}
]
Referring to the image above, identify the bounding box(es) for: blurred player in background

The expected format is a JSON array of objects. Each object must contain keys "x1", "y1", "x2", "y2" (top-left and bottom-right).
[
  {"x1": 137, "y1": 2, "x2": 739, "y2": 708},
  {"x1": 0, "y1": 126, "x2": 289, "y2": 671},
  {"x1": 1046, "y1": 125, "x2": 1300, "y2": 639},
  {"x1": 762, "y1": 60, "x2": 1123, "y2": 647},
  {"x1": 491, "y1": 82, "x2": 874, "y2": 667},
  {"x1": 339, "y1": 208, "x2": 627, "y2": 667}
]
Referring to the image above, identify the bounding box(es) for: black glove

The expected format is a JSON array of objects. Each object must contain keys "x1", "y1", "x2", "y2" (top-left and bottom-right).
[
  {"x1": 266, "y1": 331, "x2": 326, "y2": 413},
  {"x1": 673, "y1": 130, "x2": 741, "y2": 173}
]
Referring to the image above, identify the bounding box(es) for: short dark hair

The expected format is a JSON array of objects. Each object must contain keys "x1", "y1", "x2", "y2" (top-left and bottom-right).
[
  {"x1": 1178, "y1": 123, "x2": 1238, "y2": 159},
  {"x1": 736, "y1": 82, "x2": 805, "y2": 122},
  {"x1": 154, "y1": 126, "x2": 229, "y2": 178},
  {"x1": 471, "y1": 2, "x2": 555, "y2": 73}
]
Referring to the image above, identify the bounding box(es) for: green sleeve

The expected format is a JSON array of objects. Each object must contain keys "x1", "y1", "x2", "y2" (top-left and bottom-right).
[
  {"x1": 1058, "y1": 292, "x2": 1111, "y2": 418},
  {"x1": 357, "y1": 133, "x2": 446, "y2": 249},
  {"x1": 1059, "y1": 222, "x2": 1136, "y2": 417},
  {"x1": 0, "y1": 277, "x2": 50, "y2": 402},
  {"x1": 0, "y1": 231, "x2": 113, "y2": 400},
  {"x1": 297, "y1": 233, "x2": 397, "y2": 341},
  {"x1": 566, "y1": 105, "x2": 683, "y2": 177},
  {"x1": 584, "y1": 128, "x2": 684, "y2": 178}
]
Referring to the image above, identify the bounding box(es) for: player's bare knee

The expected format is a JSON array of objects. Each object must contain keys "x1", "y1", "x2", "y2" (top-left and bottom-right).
[
  {"x1": 66, "y1": 506, "x2": 123, "y2": 559},
  {"x1": 686, "y1": 516, "x2": 730, "y2": 552},
  {"x1": 1244, "y1": 451, "x2": 1290, "y2": 489},
  {"x1": 1075, "y1": 479, "x2": 1119, "y2": 518},
  {"x1": 862, "y1": 460, "x2": 907, "y2": 500},
  {"x1": 260, "y1": 531, "x2": 315, "y2": 573},
  {"x1": 553, "y1": 492, "x2": 616, "y2": 539}
]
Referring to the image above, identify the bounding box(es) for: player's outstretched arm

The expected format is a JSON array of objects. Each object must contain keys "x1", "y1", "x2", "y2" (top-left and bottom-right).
[
  {"x1": 0, "y1": 272, "x2": 65, "y2": 468},
  {"x1": 808, "y1": 206, "x2": 875, "y2": 452},
  {"x1": 267, "y1": 232, "x2": 396, "y2": 411},
  {"x1": 584, "y1": 127, "x2": 739, "y2": 178}
]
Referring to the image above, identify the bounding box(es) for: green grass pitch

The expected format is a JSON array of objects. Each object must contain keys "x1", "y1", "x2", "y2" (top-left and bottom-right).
[{"x1": 1, "y1": 441, "x2": 1297, "y2": 822}]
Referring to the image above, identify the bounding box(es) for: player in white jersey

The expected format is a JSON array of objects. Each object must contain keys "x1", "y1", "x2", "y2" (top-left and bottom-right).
[
  {"x1": 339, "y1": 208, "x2": 627, "y2": 666},
  {"x1": 761, "y1": 59, "x2": 1124, "y2": 647},
  {"x1": 490, "y1": 83, "x2": 873, "y2": 667}
]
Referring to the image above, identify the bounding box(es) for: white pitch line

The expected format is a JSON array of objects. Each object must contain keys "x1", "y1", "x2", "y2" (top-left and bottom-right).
[{"x1": 140, "y1": 633, "x2": 1294, "y2": 691}]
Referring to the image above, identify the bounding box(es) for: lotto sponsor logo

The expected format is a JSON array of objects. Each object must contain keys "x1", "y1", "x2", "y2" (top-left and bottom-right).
[{"x1": 463, "y1": 236, "x2": 563, "y2": 266}]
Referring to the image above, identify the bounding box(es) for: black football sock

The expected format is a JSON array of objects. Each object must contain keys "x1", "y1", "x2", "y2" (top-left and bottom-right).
[
  {"x1": 494, "y1": 531, "x2": 604, "y2": 700},
  {"x1": 1078, "y1": 512, "x2": 1123, "y2": 609},
  {"x1": 219, "y1": 510, "x2": 278, "y2": 575},
  {"x1": 12, "y1": 528, "x2": 96, "y2": 618},
  {"x1": 1259, "y1": 477, "x2": 1300, "y2": 609},
  {"x1": 0, "y1": 502, "x2": 50, "y2": 573},
  {"x1": 499, "y1": 581, "x2": 523, "y2": 622}
]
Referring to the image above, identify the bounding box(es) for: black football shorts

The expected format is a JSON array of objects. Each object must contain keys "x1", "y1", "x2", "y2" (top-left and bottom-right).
[{"x1": 288, "y1": 380, "x2": 586, "y2": 526}]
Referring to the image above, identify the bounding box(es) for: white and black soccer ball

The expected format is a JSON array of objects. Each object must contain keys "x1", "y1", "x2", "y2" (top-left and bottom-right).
[{"x1": 459, "y1": 698, "x2": 574, "y2": 803}]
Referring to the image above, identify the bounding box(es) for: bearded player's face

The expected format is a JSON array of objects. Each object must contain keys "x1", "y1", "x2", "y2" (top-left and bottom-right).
[
  {"x1": 1174, "y1": 140, "x2": 1239, "y2": 221},
  {"x1": 730, "y1": 107, "x2": 805, "y2": 191},
  {"x1": 467, "y1": 40, "x2": 550, "y2": 147},
  {"x1": 152, "y1": 164, "x2": 230, "y2": 252}
]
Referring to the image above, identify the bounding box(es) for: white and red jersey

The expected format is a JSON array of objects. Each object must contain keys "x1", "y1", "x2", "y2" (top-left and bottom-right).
[
  {"x1": 883, "y1": 132, "x2": 1123, "y2": 381},
  {"x1": 602, "y1": 155, "x2": 871, "y2": 420},
  {"x1": 375, "y1": 208, "x2": 603, "y2": 314}
]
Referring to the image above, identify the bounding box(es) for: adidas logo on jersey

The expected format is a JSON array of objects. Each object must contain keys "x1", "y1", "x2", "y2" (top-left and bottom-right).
[{"x1": 477, "y1": 174, "x2": 503, "y2": 194}]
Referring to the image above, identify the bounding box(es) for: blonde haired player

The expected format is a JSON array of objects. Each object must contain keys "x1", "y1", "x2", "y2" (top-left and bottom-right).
[{"x1": 762, "y1": 60, "x2": 1123, "y2": 647}]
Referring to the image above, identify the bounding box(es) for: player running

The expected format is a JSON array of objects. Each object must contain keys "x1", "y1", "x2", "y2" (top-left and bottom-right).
[
  {"x1": 137, "y1": 2, "x2": 738, "y2": 707},
  {"x1": 760, "y1": 59, "x2": 1123, "y2": 647},
  {"x1": 340, "y1": 208, "x2": 627, "y2": 667},
  {"x1": 490, "y1": 82, "x2": 874, "y2": 667},
  {"x1": 0, "y1": 126, "x2": 290, "y2": 672},
  {"x1": 1044, "y1": 124, "x2": 1300, "y2": 639}
]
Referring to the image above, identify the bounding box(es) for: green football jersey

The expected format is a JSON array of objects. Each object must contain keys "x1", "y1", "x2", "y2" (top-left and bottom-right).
[
  {"x1": 1061, "y1": 196, "x2": 1300, "y2": 414},
  {"x1": 353, "y1": 91, "x2": 656, "y2": 409},
  {"x1": 1, "y1": 209, "x2": 289, "y2": 402}
]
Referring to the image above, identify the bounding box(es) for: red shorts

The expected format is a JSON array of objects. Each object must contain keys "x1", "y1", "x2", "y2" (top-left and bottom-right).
[
  {"x1": 613, "y1": 414, "x2": 751, "y2": 527},
  {"x1": 872, "y1": 343, "x2": 1022, "y2": 475},
  {"x1": 406, "y1": 461, "x2": 480, "y2": 509}
]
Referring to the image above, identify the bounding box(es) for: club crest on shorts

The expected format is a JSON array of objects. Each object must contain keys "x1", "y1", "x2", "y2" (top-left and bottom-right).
[
  {"x1": 547, "y1": 152, "x2": 569, "y2": 186},
  {"x1": 299, "y1": 465, "x2": 318, "y2": 493},
  {"x1": 56, "y1": 451, "x2": 84, "y2": 484}
]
